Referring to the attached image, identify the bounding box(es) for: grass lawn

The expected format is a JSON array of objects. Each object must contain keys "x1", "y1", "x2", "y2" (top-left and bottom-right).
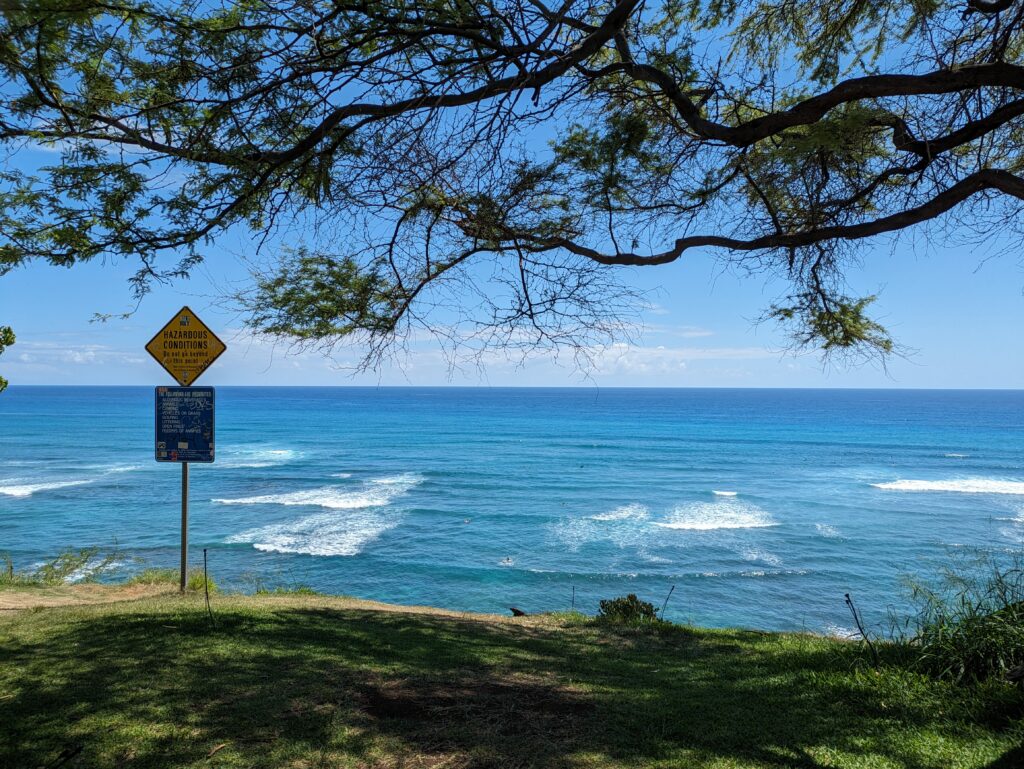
[{"x1": 1, "y1": 592, "x2": 1021, "y2": 768}]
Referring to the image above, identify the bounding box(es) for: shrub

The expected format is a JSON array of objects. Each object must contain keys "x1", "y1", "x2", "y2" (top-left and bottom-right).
[
  {"x1": 900, "y1": 551, "x2": 1024, "y2": 684},
  {"x1": 186, "y1": 569, "x2": 218, "y2": 594},
  {"x1": 598, "y1": 594, "x2": 660, "y2": 626},
  {"x1": 0, "y1": 547, "x2": 118, "y2": 587},
  {"x1": 126, "y1": 568, "x2": 179, "y2": 586},
  {"x1": 125, "y1": 567, "x2": 217, "y2": 594}
]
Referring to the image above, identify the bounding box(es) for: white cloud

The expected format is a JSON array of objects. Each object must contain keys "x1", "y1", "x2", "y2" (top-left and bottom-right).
[
  {"x1": 587, "y1": 343, "x2": 773, "y2": 376},
  {"x1": 644, "y1": 323, "x2": 715, "y2": 339},
  {"x1": 7, "y1": 340, "x2": 148, "y2": 368}
]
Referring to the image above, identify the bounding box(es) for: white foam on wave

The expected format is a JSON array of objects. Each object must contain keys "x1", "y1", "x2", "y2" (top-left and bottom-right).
[
  {"x1": 214, "y1": 473, "x2": 422, "y2": 510},
  {"x1": 553, "y1": 503, "x2": 652, "y2": 551},
  {"x1": 228, "y1": 509, "x2": 397, "y2": 556},
  {"x1": 330, "y1": 472, "x2": 353, "y2": 479},
  {"x1": 223, "y1": 473, "x2": 423, "y2": 556},
  {"x1": 815, "y1": 523, "x2": 841, "y2": 538},
  {"x1": 740, "y1": 547, "x2": 782, "y2": 567},
  {"x1": 643, "y1": 554, "x2": 672, "y2": 564},
  {"x1": 1000, "y1": 526, "x2": 1024, "y2": 544},
  {"x1": 872, "y1": 478, "x2": 1024, "y2": 495},
  {"x1": 655, "y1": 498, "x2": 777, "y2": 531},
  {"x1": 944, "y1": 453, "x2": 970, "y2": 459},
  {"x1": 0, "y1": 463, "x2": 143, "y2": 498},
  {"x1": 740, "y1": 568, "x2": 808, "y2": 578},
  {"x1": 220, "y1": 448, "x2": 301, "y2": 469},
  {"x1": 589, "y1": 503, "x2": 649, "y2": 521},
  {"x1": 370, "y1": 473, "x2": 422, "y2": 485},
  {"x1": 215, "y1": 488, "x2": 389, "y2": 509},
  {"x1": 712, "y1": 490, "x2": 738, "y2": 497},
  {"x1": 0, "y1": 478, "x2": 94, "y2": 497},
  {"x1": 103, "y1": 464, "x2": 142, "y2": 474},
  {"x1": 999, "y1": 505, "x2": 1024, "y2": 543},
  {"x1": 823, "y1": 624, "x2": 859, "y2": 640}
]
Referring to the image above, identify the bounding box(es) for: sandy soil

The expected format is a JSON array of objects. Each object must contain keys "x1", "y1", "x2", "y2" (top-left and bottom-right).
[{"x1": 0, "y1": 583, "x2": 175, "y2": 610}]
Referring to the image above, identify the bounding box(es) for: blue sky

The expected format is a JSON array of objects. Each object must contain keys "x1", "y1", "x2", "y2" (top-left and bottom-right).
[
  {"x1": 2, "y1": 12, "x2": 1022, "y2": 391},
  {"x1": 3, "y1": 217, "x2": 1022, "y2": 388}
]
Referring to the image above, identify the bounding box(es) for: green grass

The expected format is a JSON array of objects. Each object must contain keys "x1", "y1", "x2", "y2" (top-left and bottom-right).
[
  {"x1": 125, "y1": 567, "x2": 219, "y2": 594},
  {"x1": 1, "y1": 594, "x2": 1021, "y2": 769}
]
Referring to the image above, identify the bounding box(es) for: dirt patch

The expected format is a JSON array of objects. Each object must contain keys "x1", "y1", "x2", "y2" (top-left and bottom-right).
[{"x1": 0, "y1": 583, "x2": 173, "y2": 610}]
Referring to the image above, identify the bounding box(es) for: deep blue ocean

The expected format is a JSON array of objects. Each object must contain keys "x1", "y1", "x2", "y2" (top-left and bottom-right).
[{"x1": 2, "y1": 386, "x2": 1022, "y2": 633}]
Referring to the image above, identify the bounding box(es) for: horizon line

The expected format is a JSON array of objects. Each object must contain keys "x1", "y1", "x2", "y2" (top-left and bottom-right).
[{"x1": 5, "y1": 384, "x2": 1023, "y2": 392}]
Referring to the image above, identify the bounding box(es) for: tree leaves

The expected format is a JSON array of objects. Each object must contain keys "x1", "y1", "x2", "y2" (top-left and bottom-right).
[{"x1": 1, "y1": 0, "x2": 1022, "y2": 363}]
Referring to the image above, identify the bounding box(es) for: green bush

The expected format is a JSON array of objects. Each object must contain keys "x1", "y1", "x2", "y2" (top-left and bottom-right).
[
  {"x1": 127, "y1": 567, "x2": 216, "y2": 593},
  {"x1": 126, "y1": 568, "x2": 179, "y2": 586},
  {"x1": 0, "y1": 547, "x2": 118, "y2": 587},
  {"x1": 186, "y1": 569, "x2": 218, "y2": 594},
  {"x1": 901, "y1": 552, "x2": 1024, "y2": 684},
  {"x1": 597, "y1": 594, "x2": 660, "y2": 626}
]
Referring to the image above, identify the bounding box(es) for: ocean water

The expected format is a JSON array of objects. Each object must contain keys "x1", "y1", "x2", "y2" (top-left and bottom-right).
[{"x1": 2, "y1": 386, "x2": 1022, "y2": 633}]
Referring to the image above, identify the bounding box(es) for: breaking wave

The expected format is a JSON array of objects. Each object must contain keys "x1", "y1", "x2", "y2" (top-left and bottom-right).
[
  {"x1": 872, "y1": 478, "x2": 1024, "y2": 495},
  {"x1": 552, "y1": 504, "x2": 649, "y2": 551},
  {"x1": 815, "y1": 523, "x2": 842, "y2": 538},
  {"x1": 222, "y1": 473, "x2": 423, "y2": 556},
  {"x1": 219, "y1": 447, "x2": 301, "y2": 469},
  {"x1": 227, "y1": 509, "x2": 398, "y2": 556},
  {"x1": 0, "y1": 478, "x2": 94, "y2": 497},
  {"x1": 589, "y1": 503, "x2": 649, "y2": 521},
  {"x1": 740, "y1": 547, "x2": 782, "y2": 567},
  {"x1": 655, "y1": 499, "x2": 777, "y2": 530},
  {"x1": 214, "y1": 473, "x2": 423, "y2": 510},
  {"x1": 0, "y1": 464, "x2": 140, "y2": 498}
]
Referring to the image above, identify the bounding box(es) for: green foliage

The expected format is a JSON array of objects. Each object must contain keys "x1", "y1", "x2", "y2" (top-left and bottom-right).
[
  {"x1": 186, "y1": 569, "x2": 217, "y2": 595},
  {"x1": 127, "y1": 567, "x2": 217, "y2": 594},
  {"x1": 0, "y1": 0, "x2": 1019, "y2": 363},
  {"x1": 769, "y1": 294, "x2": 893, "y2": 357},
  {"x1": 126, "y1": 568, "x2": 179, "y2": 586},
  {"x1": 898, "y1": 552, "x2": 1024, "y2": 684},
  {"x1": 597, "y1": 594, "x2": 661, "y2": 626},
  {"x1": 0, "y1": 326, "x2": 13, "y2": 393},
  {"x1": 542, "y1": 610, "x2": 591, "y2": 626},
  {"x1": 244, "y1": 249, "x2": 397, "y2": 343},
  {"x1": 0, "y1": 547, "x2": 118, "y2": 587},
  {"x1": 255, "y1": 584, "x2": 321, "y2": 596}
]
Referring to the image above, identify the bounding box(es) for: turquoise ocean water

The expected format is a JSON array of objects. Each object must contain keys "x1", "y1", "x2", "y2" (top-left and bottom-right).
[{"x1": 2, "y1": 386, "x2": 1022, "y2": 634}]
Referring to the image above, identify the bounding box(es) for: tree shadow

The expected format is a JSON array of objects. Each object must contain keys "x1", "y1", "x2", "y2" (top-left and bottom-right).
[{"x1": 1, "y1": 604, "x2": 1017, "y2": 768}]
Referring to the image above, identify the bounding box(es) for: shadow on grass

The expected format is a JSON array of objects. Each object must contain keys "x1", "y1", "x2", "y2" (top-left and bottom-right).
[{"x1": 1, "y1": 604, "x2": 1019, "y2": 768}]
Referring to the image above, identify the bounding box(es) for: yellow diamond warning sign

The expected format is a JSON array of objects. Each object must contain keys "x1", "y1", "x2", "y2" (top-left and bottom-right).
[{"x1": 145, "y1": 306, "x2": 226, "y2": 386}]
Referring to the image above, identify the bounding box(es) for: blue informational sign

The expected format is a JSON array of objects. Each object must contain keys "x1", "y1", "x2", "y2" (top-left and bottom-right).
[{"x1": 155, "y1": 387, "x2": 215, "y2": 463}]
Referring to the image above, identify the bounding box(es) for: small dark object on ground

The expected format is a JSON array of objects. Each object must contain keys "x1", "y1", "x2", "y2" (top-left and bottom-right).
[
  {"x1": 1006, "y1": 663, "x2": 1024, "y2": 684},
  {"x1": 509, "y1": 607, "x2": 527, "y2": 617}
]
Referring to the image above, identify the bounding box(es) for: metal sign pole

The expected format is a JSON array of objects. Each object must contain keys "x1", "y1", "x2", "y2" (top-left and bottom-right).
[
  {"x1": 180, "y1": 461, "x2": 189, "y2": 593},
  {"x1": 148, "y1": 308, "x2": 224, "y2": 597}
]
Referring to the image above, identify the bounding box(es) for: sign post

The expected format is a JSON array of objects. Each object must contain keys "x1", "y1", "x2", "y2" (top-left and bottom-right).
[
  {"x1": 181, "y1": 462, "x2": 188, "y2": 593},
  {"x1": 147, "y1": 308, "x2": 226, "y2": 592}
]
